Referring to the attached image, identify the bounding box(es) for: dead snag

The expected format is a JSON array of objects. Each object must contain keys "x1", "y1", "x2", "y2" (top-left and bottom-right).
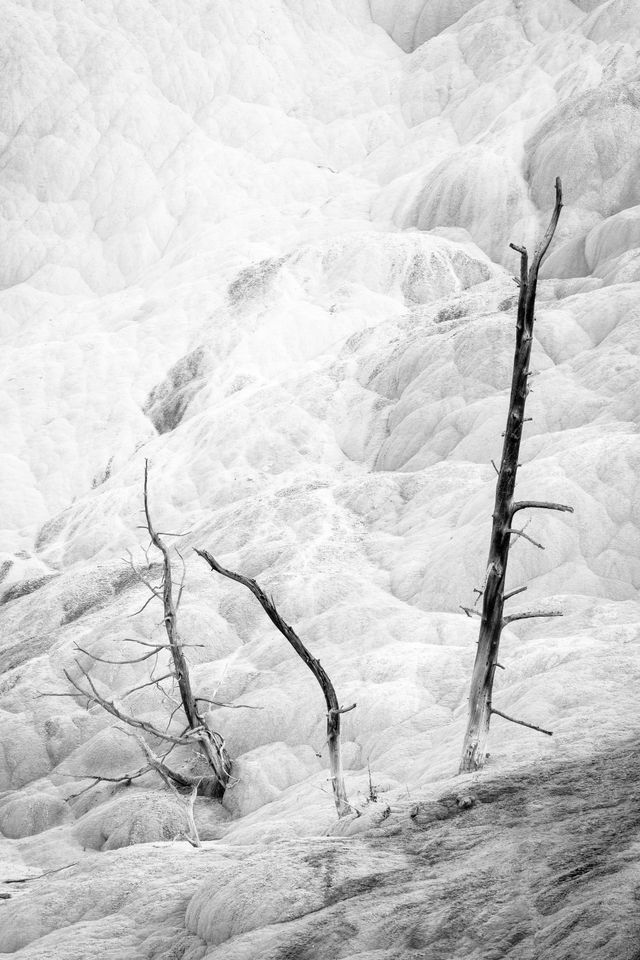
[
  {"x1": 53, "y1": 462, "x2": 231, "y2": 801},
  {"x1": 140, "y1": 463, "x2": 231, "y2": 796},
  {"x1": 459, "y1": 178, "x2": 572, "y2": 773},
  {"x1": 195, "y1": 548, "x2": 355, "y2": 818}
]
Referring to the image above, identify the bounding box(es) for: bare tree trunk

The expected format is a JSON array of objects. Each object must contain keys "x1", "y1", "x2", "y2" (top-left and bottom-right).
[
  {"x1": 195, "y1": 549, "x2": 356, "y2": 817},
  {"x1": 55, "y1": 464, "x2": 232, "y2": 800},
  {"x1": 459, "y1": 179, "x2": 570, "y2": 773},
  {"x1": 142, "y1": 464, "x2": 231, "y2": 797}
]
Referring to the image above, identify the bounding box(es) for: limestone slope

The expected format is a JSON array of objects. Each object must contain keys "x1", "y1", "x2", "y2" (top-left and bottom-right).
[{"x1": 1, "y1": 1, "x2": 640, "y2": 957}]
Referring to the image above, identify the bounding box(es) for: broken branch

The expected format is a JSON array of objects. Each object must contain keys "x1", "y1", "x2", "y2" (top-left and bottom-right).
[{"x1": 511, "y1": 500, "x2": 573, "y2": 516}]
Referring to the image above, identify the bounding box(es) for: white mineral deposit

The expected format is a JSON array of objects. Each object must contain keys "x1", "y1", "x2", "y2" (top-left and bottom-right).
[{"x1": 1, "y1": 1, "x2": 639, "y2": 957}]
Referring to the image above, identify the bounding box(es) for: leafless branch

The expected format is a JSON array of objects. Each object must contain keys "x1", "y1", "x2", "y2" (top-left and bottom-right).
[
  {"x1": 196, "y1": 546, "x2": 352, "y2": 817},
  {"x1": 507, "y1": 528, "x2": 545, "y2": 550},
  {"x1": 135, "y1": 528, "x2": 192, "y2": 538},
  {"x1": 491, "y1": 707, "x2": 553, "y2": 737},
  {"x1": 502, "y1": 609, "x2": 563, "y2": 626},
  {"x1": 4, "y1": 863, "x2": 79, "y2": 884},
  {"x1": 63, "y1": 664, "x2": 194, "y2": 746},
  {"x1": 121, "y1": 672, "x2": 175, "y2": 699},
  {"x1": 194, "y1": 696, "x2": 263, "y2": 710},
  {"x1": 503, "y1": 585, "x2": 527, "y2": 602},
  {"x1": 63, "y1": 765, "x2": 152, "y2": 801},
  {"x1": 128, "y1": 592, "x2": 157, "y2": 617},
  {"x1": 175, "y1": 548, "x2": 187, "y2": 610},
  {"x1": 531, "y1": 177, "x2": 563, "y2": 271},
  {"x1": 37, "y1": 690, "x2": 91, "y2": 700},
  {"x1": 511, "y1": 500, "x2": 573, "y2": 516},
  {"x1": 119, "y1": 638, "x2": 204, "y2": 649},
  {"x1": 73, "y1": 642, "x2": 164, "y2": 666},
  {"x1": 122, "y1": 731, "x2": 196, "y2": 790}
]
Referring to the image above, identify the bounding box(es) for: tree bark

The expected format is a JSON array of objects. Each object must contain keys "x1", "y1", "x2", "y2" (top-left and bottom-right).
[
  {"x1": 195, "y1": 548, "x2": 355, "y2": 817},
  {"x1": 459, "y1": 179, "x2": 565, "y2": 773}
]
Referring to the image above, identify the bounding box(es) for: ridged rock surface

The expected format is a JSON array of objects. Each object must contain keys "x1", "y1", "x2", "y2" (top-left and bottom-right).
[{"x1": 1, "y1": 1, "x2": 640, "y2": 956}]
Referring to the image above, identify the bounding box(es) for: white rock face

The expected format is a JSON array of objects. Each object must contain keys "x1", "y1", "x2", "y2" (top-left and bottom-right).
[{"x1": 1, "y1": 0, "x2": 640, "y2": 955}]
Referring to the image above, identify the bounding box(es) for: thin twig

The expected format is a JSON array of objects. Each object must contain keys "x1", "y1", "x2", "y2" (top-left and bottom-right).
[
  {"x1": 121, "y1": 672, "x2": 175, "y2": 699},
  {"x1": 119, "y1": 638, "x2": 204, "y2": 648},
  {"x1": 4, "y1": 862, "x2": 79, "y2": 884},
  {"x1": 491, "y1": 707, "x2": 553, "y2": 737},
  {"x1": 507, "y1": 528, "x2": 545, "y2": 550},
  {"x1": 63, "y1": 765, "x2": 152, "y2": 801},
  {"x1": 194, "y1": 696, "x2": 263, "y2": 710},
  {"x1": 73, "y1": 642, "x2": 164, "y2": 665},
  {"x1": 64, "y1": 664, "x2": 194, "y2": 746}
]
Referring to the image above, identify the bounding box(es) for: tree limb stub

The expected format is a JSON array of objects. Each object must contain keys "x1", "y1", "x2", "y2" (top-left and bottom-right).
[
  {"x1": 460, "y1": 606, "x2": 481, "y2": 619},
  {"x1": 331, "y1": 703, "x2": 357, "y2": 716},
  {"x1": 503, "y1": 585, "x2": 527, "y2": 601},
  {"x1": 511, "y1": 500, "x2": 573, "y2": 516}
]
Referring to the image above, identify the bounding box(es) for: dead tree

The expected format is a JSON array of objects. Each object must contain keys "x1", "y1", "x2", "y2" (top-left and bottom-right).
[
  {"x1": 459, "y1": 178, "x2": 573, "y2": 773},
  {"x1": 53, "y1": 462, "x2": 232, "y2": 799},
  {"x1": 195, "y1": 548, "x2": 356, "y2": 818}
]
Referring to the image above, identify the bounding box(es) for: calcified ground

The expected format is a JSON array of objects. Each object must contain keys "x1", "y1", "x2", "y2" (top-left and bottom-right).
[{"x1": 1, "y1": 1, "x2": 640, "y2": 957}]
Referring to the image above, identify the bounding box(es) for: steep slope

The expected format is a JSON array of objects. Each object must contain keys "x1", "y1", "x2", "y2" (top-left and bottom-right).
[{"x1": 2, "y1": 1, "x2": 640, "y2": 956}]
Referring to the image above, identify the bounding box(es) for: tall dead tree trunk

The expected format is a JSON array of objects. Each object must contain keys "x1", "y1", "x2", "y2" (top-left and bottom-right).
[
  {"x1": 459, "y1": 178, "x2": 573, "y2": 773},
  {"x1": 195, "y1": 549, "x2": 356, "y2": 818}
]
